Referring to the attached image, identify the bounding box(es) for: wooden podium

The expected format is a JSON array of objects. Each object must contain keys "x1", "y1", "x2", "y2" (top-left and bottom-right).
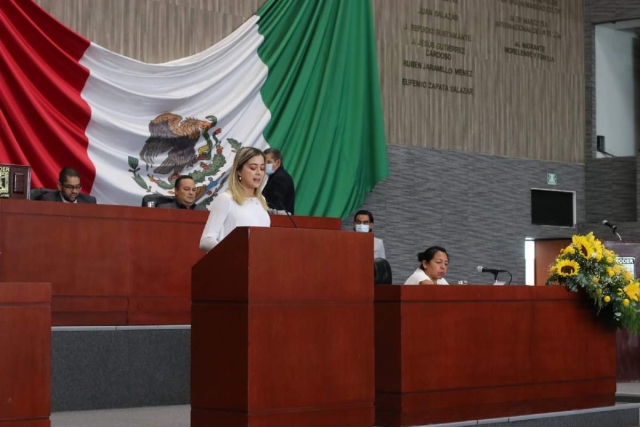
[
  {"x1": 191, "y1": 227, "x2": 374, "y2": 427},
  {"x1": 375, "y1": 285, "x2": 616, "y2": 426},
  {"x1": 0, "y1": 283, "x2": 51, "y2": 427}
]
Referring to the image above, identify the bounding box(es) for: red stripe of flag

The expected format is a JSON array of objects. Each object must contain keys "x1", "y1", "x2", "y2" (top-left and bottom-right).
[{"x1": 0, "y1": 0, "x2": 94, "y2": 191}]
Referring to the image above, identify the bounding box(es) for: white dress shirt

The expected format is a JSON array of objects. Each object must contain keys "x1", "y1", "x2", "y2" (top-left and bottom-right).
[
  {"x1": 404, "y1": 268, "x2": 449, "y2": 285},
  {"x1": 199, "y1": 192, "x2": 270, "y2": 252},
  {"x1": 374, "y1": 237, "x2": 386, "y2": 259}
]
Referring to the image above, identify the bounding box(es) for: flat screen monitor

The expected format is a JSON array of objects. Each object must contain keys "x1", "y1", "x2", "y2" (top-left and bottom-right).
[{"x1": 531, "y1": 189, "x2": 575, "y2": 227}]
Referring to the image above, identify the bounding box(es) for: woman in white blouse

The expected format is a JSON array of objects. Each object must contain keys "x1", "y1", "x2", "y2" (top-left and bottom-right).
[
  {"x1": 404, "y1": 246, "x2": 449, "y2": 285},
  {"x1": 199, "y1": 147, "x2": 271, "y2": 252}
]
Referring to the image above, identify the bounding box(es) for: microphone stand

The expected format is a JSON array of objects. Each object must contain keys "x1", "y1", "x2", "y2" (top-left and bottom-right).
[
  {"x1": 268, "y1": 201, "x2": 297, "y2": 228},
  {"x1": 492, "y1": 270, "x2": 513, "y2": 285},
  {"x1": 490, "y1": 271, "x2": 499, "y2": 283}
]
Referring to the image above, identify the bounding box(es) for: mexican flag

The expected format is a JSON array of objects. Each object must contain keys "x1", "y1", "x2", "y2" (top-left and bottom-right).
[{"x1": 0, "y1": 0, "x2": 388, "y2": 218}]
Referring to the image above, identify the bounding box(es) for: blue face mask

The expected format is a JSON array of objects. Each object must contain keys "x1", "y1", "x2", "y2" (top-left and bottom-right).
[
  {"x1": 355, "y1": 224, "x2": 370, "y2": 233},
  {"x1": 266, "y1": 163, "x2": 274, "y2": 176}
]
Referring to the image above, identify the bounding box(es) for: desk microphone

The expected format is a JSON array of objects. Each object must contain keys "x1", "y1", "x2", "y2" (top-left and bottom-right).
[
  {"x1": 602, "y1": 220, "x2": 617, "y2": 232},
  {"x1": 476, "y1": 266, "x2": 506, "y2": 274},
  {"x1": 477, "y1": 266, "x2": 513, "y2": 285},
  {"x1": 602, "y1": 219, "x2": 622, "y2": 241},
  {"x1": 269, "y1": 201, "x2": 298, "y2": 228}
]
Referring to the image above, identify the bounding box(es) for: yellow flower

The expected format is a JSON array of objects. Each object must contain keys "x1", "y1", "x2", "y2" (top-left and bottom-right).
[
  {"x1": 572, "y1": 233, "x2": 605, "y2": 261},
  {"x1": 624, "y1": 299, "x2": 630, "y2": 307},
  {"x1": 617, "y1": 288, "x2": 624, "y2": 295},
  {"x1": 607, "y1": 268, "x2": 615, "y2": 277},
  {"x1": 604, "y1": 296, "x2": 611, "y2": 303},
  {"x1": 625, "y1": 270, "x2": 634, "y2": 281},
  {"x1": 624, "y1": 282, "x2": 640, "y2": 302},
  {"x1": 572, "y1": 235, "x2": 595, "y2": 258},
  {"x1": 592, "y1": 277, "x2": 600, "y2": 284},
  {"x1": 555, "y1": 259, "x2": 580, "y2": 277},
  {"x1": 562, "y1": 246, "x2": 576, "y2": 255},
  {"x1": 590, "y1": 238, "x2": 604, "y2": 261},
  {"x1": 606, "y1": 257, "x2": 613, "y2": 264}
]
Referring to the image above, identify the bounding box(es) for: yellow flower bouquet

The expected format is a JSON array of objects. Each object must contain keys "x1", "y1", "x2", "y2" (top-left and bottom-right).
[{"x1": 546, "y1": 233, "x2": 640, "y2": 333}]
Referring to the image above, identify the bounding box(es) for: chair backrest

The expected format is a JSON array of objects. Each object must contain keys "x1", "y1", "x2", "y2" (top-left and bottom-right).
[
  {"x1": 141, "y1": 193, "x2": 175, "y2": 207},
  {"x1": 30, "y1": 188, "x2": 56, "y2": 201},
  {"x1": 374, "y1": 258, "x2": 392, "y2": 285}
]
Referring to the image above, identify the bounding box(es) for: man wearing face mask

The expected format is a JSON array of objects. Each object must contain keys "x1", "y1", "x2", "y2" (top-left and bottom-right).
[
  {"x1": 354, "y1": 210, "x2": 386, "y2": 259},
  {"x1": 263, "y1": 148, "x2": 296, "y2": 214}
]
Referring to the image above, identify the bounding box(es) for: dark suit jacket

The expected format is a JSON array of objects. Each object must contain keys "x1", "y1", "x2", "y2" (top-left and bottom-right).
[
  {"x1": 40, "y1": 191, "x2": 97, "y2": 204},
  {"x1": 263, "y1": 166, "x2": 295, "y2": 214}
]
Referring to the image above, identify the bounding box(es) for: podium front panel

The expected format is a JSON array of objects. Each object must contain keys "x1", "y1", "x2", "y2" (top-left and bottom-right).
[
  {"x1": 192, "y1": 227, "x2": 374, "y2": 427},
  {"x1": 0, "y1": 283, "x2": 51, "y2": 427},
  {"x1": 375, "y1": 286, "x2": 616, "y2": 426}
]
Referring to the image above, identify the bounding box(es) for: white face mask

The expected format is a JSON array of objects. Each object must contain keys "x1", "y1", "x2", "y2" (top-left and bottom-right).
[
  {"x1": 266, "y1": 163, "x2": 274, "y2": 175},
  {"x1": 355, "y1": 224, "x2": 370, "y2": 233}
]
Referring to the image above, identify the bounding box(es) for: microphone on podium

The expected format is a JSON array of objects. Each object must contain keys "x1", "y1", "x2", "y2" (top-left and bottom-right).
[
  {"x1": 602, "y1": 219, "x2": 617, "y2": 232},
  {"x1": 268, "y1": 201, "x2": 298, "y2": 228},
  {"x1": 602, "y1": 219, "x2": 622, "y2": 241}
]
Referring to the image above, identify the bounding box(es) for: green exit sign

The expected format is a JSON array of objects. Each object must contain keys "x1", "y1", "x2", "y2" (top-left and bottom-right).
[{"x1": 547, "y1": 173, "x2": 557, "y2": 185}]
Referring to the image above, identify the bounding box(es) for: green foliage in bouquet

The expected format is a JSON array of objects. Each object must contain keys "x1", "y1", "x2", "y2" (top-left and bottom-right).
[{"x1": 546, "y1": 233, "x2": 640, "y2": 333}]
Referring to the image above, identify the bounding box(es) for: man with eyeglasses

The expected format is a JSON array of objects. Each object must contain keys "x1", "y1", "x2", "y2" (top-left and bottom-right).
[{"x1": 40, "y1": 167, "x2": 97, "y2": 204}]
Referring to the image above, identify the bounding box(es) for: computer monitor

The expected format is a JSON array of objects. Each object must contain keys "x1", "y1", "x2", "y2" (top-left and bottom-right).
[{"x1": 531, "y1": 189, "x2": 575, "y2": 227}]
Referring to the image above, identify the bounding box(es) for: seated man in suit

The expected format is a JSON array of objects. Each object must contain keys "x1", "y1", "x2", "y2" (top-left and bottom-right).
[
  {"x1": 40, "y1": 167, "x2": 97, "y2": 204},
  {"x1": 354, "y1": 209, "x2": 385, "y2": 259},
  {"x1": 157, "y1": 175, "x2": 207, "y2": 211},
  {"x1": 263, "y1": 148, "x2": 295, "y2": 214}
]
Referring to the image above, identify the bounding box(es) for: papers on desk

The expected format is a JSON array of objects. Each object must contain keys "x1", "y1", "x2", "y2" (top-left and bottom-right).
[{"x1": 267, "y1": 209, "x2": 291, "y2": 216}]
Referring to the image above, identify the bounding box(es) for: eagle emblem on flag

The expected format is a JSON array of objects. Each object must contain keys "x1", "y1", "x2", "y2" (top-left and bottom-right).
[{"x1": 127, "y1": 112, "x2": 242, "y2": 208}]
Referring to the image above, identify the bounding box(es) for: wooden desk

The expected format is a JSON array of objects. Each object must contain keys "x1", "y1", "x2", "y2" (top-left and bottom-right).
[
  {"x1": 0, "y1": 199, "x2": 340, "y2": 325},
  {"x1": 375, "y1": 285, "x2": 616, "y2": 426},
  {"x1": 0, "y1": 282, "x2": 51, "y2": 427}
]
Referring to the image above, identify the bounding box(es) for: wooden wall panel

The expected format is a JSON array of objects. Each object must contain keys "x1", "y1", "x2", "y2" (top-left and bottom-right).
[
  {"x1": 372, "y1": 0, "x2": 584, "y2": 162},
  {"x1": 34, "y1": 0, "x2": 585, "y2": 162},
  {"x1": 34, "y1": 0, "x2": 259, "y2": 64}
]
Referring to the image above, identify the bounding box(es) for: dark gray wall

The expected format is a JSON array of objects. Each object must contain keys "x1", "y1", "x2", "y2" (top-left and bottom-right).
[
  {"x1": 344, "y1": 146, "x2": 585, "y2": 285},
  {"x1": 52, "y1": 328, "x2": 190, "y2": 412},
  {"x1": 585, "y1": 157, "x2": 637, "y2": 222}
]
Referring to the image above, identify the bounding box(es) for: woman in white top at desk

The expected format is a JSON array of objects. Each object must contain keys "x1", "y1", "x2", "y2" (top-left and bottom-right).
[
  {"x1": 404, "y1": 246, "x2": 449, "y2": 285},
  {"x1": 199, "y1": 147, "x2": 271, "y2": 252}
]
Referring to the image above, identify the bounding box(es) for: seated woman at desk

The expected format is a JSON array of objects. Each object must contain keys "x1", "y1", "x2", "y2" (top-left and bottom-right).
[{"x1": 404, "y1": 246, "x2": 449, "y2": 285}]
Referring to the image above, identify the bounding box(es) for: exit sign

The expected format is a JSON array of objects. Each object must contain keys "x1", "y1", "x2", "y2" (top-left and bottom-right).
[{"x1": 547, "y1": 173, "x2": 557, "y2": 185}]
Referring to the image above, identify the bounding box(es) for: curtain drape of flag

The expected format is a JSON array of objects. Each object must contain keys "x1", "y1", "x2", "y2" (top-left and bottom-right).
[{"x1": 0, "y1": 0, "x2": 388, "y2": 218}]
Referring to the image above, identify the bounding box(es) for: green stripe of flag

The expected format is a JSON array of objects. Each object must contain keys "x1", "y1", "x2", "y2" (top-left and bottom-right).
[{"x1": 257, "y1": 0, "x2": 388, "y2": 218}]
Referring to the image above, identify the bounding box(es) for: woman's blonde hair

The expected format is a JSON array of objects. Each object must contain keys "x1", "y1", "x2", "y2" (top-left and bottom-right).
[{"x1": 227, "y1": 146, "x2": 269, "y2": 210}]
